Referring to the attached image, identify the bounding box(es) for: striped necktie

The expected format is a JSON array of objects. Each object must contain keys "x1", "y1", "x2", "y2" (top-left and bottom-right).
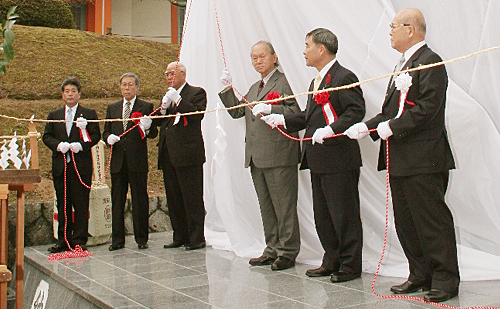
[{"x1": 123, "y1": 101, "x2": 131, "y2": 131}]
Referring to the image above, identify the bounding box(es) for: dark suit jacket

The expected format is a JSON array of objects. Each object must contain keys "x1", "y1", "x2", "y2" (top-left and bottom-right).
[
  {"x1": 43, "y1": 104, "x2": 101, "y2": 177},
  {"x1": 103, "y1": 98, "x2": 158, "y2": 173},
  {"x1": 219, "y1": 70, "x2": 301, "y2": 168},
  {"x1": 154, "y1": 83, "x2": 206, "y2": 168},
  {"x1": 365, "y1": 45, "x2": 455, "y2": 176},
  {"x1": 286, "y1": 61, "x2": 365, "y2": 173}
]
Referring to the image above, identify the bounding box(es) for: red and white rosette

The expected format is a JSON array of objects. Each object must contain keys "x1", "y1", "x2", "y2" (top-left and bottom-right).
[
  {"x1": 314, "y1": 92, "x2": 337, "y2": 125},
  {"x1": 394, "y1": 72, "x2": 413, "y2": 119},
  {"x1": 76, "y1": 117, "x2": 92, "y2": 143},
  {"x1": 131, "y1": 111, "x2": 145, "y2": 139}
]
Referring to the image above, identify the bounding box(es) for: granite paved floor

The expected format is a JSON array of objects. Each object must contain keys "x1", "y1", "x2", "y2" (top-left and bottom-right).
[{"x1": 25, "y1": 232, "x2": 500, "y2": 308}]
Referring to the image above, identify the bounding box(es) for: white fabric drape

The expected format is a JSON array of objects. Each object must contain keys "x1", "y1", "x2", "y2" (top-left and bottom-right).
[{"x1": 179, "y1": 0, "x2": 500, "y2": 280}]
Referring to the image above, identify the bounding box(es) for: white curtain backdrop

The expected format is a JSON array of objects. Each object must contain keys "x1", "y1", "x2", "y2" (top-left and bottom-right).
[{"x1": 178, "y1": 0, "x2": 500, "y2": 280}]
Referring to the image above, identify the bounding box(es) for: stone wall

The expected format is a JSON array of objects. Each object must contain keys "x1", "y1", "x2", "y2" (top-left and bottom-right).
[{"x1": 5, "y1": 195, "x2": 171, "y2": 269}]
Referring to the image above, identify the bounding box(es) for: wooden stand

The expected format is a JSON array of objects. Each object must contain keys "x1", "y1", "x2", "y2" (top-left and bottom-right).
[
  {"x1": 1, "y1": 184, "x2": 11, "y2": 309},
  {"x1": 0, "y1": 122, "x2": 40, "y2": 309}
]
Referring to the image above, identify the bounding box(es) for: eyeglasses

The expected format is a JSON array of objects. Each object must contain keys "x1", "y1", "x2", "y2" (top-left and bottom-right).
[
  {"x1": 163, "y1": 71, "x2": 185, "y2": 77},
  {"x1": 390, "y1": 23, "x2": 411, "y2": 30}
]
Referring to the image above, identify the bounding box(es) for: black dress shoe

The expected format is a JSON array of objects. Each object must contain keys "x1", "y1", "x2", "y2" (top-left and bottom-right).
[
  {"x1": 47, "y1": 244, "x2": 68, "y2": 253},
  {"x1": 185, "y1": 241, "x2": 206, "y2": 250},
  {"x1": 391, "y1": 280, "x2": 427, "y2": 294},
  {"x1": 163, "y1": 241, "x2": 187, "y2": 249},
  {"x1": 271, "y1": 257, "x2": 295, "y2": 271},
  {"x1": 306, "y1": 266, "x2": 334, "y2": 277},
  {"x1": 108, "y1": 244, "x2": 125, "y2": 251},
  {"x1": 424, "y1": 289, "x2": 458, "y2": 303},
  {"x1": 330, "y1": 270, "x2": 361, "y2": 282},
  {"x1": 249, "y1": 255, "x2": 275, "y2": 266},
  {"x1": 138, "y1": 243, "x2": 148, "y2": 249}
]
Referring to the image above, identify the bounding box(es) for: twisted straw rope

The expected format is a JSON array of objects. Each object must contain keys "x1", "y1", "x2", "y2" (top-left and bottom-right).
[
  {"x1": 0, "y1": 132, "x2": 41, "y2": 140},
  {"x1": 1, "y1": 44, "x2": 499, "y2": 124}
]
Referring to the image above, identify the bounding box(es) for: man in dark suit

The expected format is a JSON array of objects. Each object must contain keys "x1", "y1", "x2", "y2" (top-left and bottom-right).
[
  {"x1": 262, "y1": 28, "x2": 365, "y2": 282},
  {"x1": 43, "y1": 77, "x2": 101, "y2": 253},
  {"x1": 103, "y1": 72, "x2": 157, "y2": 251},
  {"x1": 345, "y1": 8, "x2": 459, "y2": 303},
  {"x1": 218, "y1": 41, "x2": 301, "y2": 271},
  {"x1": 156, "y1": 62, "x2": 207, "y2": 251}
]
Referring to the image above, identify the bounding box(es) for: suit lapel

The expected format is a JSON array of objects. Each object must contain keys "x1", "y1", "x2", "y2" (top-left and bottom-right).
[
  {"x1": 305, "y1": 62, "x2": 339, "y2": 121},
  {"x1": 179, "y1": 83, "x2": 190, "y2": 104},
  {"x1": 257, "y1": 71, "x2": 279, "y2": 101},
  {"x1": 68, "y1": 105, "x2": 81, "y2": 139},
  {"x1": 383, "y1": 45, "x2": 428, "y2": 107}
]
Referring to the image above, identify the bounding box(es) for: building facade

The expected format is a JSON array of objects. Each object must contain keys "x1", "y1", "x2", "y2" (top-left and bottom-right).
[{"x1": 68, "y1": 0, "x2": 184, "y2": 44}]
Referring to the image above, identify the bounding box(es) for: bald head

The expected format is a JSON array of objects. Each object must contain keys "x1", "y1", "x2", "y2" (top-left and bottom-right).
[
  {"x1": 397, "y1": 8, "x2": 426, "y2": 36},
  {"x1": 390, "y1": 8, "x2": 426, "y2": 53}
]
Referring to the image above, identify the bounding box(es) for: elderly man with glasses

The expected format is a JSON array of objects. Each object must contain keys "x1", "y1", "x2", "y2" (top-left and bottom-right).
[
  {"x1": 345, "y1": 8, "x2": 459, "y2": 302},
  {"x1": 155, "y1": 62, "x2": 208, "y2": 251}
]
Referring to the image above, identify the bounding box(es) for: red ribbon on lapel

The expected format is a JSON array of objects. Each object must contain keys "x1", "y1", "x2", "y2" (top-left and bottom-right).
[
  {"x1": 79, "y1": 128, "x2": 91, "y2": 143},
  {"x1": 314, "y1": 92, "x2": 338, "y2": 125},
  {"x1": 131, "y1": 111, "x2": 145, "y2": 139}
]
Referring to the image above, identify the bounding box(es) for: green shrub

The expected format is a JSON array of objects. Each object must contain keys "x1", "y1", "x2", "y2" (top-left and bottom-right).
[{"x1": 0, "y1": 0, "x2": 75, "y2": 29}]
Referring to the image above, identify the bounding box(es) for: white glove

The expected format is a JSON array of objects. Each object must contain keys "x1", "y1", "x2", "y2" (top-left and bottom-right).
[
  {"x1": 70, "y1": 142, "x2": 83, "y2": 153},
  {"x1": 377, "y1": 120, "x2": 393, "y2": 140},
  {"x1": 252, "y1": 103, "x2": 272, "y2": 116},
  {"x1": 161, "y1": 92, "x2": 173, "y2": 110},
  {"x1": 57, "y1": 142, "x2": 71, "y2": 154},
  {"x1": 139, "y1": 116, "x2": 152, "y2": 131},
  {"x1": 75, "y1": 117, "x2": 87, "y2": 129},
  {"x1": 261, "y1": 114, "x2": 286, "y2": 129},
  {"x1": 344, "y1": 122, "x2": 369, "y2": 140},
  {"x1": 220, "y1": 68, "x2": 232, "y2": 87},
  {"x1": 107, "y1": 134, "x2": 120, "y2": 145},
  {"x1": 312, "y1": 125, "x2": 334, "y2": 145},
  {"x1": 166, "y1": 87, "x2": 181, "y2": 105}
]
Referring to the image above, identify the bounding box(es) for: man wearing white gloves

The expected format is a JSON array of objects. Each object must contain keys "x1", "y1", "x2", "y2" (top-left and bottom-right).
[
  {"x1": 103, "y1": 72, "x2": 157, "y2": 251},
  {"x1": 344, "y1": 9, "x2": 459, "y2": 303},
  {"x1": 261, "y1": 29, "x2": 365, "y2": 282},
  {"x1": 43, "y1": 77, "x2": 101, "y2": 253},
  {"x1": 218, "y1": 41, "x2": 301, "y2": 271},
  {"x1": 154, "y1": 62, "x2": 207, "y2": 251}
]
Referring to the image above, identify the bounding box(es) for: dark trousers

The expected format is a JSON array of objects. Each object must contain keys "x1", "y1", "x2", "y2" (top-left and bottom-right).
[
  {"x1": 53, "y1": 162, "x2": 91, "y2": 247},
  {"x1": 311, "y1": 169, "x2": 362, "y2": 273},
  {"x1": 160, "y1": 150, "x2": 205, "y2": 245},
  {"x1": 390, "y1": 171, "x2": 460, "y2": 293},
  {"x1": 110, "y1": 156, "x2": 149, "y2": 245}
]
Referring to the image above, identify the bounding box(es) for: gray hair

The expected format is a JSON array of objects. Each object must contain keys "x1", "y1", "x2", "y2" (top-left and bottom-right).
[
  {"x1": 167, "y1": 61, "x2": 187, "y2": 73},
  {"x1": 251, "y1": 41, "x2": 279, "y2": 67},
  {"x1": 306, "y1": 28, "x2": 338, "y2": 55},
  {"x1": 120, "y1": 72, "x2": 140, "y2": 87}
]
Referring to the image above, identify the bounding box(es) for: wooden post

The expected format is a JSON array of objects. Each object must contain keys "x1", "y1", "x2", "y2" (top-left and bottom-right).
[
  {"x1": 0, "y1": 184, "x2": 9, "y2": 309},
  {"x1": 28, "y1": 122, "x2": 39, "y2": 170},
  {"x1": 15, "y1": 188, "x2": 25, "y2": 309}
]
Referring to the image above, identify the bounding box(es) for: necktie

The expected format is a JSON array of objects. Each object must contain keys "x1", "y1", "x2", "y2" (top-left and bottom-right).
[
  {"x1": 257, "y1": 80, "x2": 264, "y2": 95},
  {"x1": 65, "y1": 108, "x2": 73, "y2": 136},
  {"x1": 390, "y1": 55, "x2": 406, "y2": 86},
  {"x1": 313, "y1": 74, "x2": 322, "y2": 91},
  {"x1": 123, "y1": 101, "x2": 131, "y2": 131}
]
